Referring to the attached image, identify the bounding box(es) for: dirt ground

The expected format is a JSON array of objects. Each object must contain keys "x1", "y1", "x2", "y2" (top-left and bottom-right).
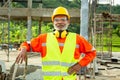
[{"x1": 0, "y1": 50, "x2": 120, "y2": 80}]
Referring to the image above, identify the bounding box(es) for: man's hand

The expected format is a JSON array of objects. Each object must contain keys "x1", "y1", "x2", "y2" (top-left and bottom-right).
[
  {"x1": 67, "y1": 62, "x2": 81, "y2": 75},
  {"x1": 15, "y1": 48, "x2": 27, "y2": 64}
]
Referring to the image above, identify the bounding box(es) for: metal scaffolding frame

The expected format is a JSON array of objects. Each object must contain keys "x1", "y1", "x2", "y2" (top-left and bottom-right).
[{"x1": 89, "y1": 0, "x2": 119, "y2": 59}]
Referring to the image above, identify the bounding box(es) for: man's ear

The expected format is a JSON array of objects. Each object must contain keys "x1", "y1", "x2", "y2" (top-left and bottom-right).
[
  {"x1": 52, "y1": 21, "x2": 54, "y2": 24},
  {"x1": 68, "y1": 20, "x2": 70, "y2": 25}
]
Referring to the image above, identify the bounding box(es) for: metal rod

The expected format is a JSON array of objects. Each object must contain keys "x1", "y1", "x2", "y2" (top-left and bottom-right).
[{"x1": 7, "y1": 0, "x2": 11, "y2": 62}]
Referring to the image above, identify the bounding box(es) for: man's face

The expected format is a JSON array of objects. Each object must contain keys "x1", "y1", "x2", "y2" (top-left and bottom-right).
[{"x1": 53, "y1": 15, "x2": 70, "y2": 30}]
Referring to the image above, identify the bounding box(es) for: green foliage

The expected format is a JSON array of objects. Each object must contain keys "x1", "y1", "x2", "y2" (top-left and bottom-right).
[
  {"x1": 0, "y1": 22, "x2": 8, "y2": 43},
  {"x1": 112, "y1": 24, "x2": 120, "y2": 37},
  {"x1": 96, "y1": 4, "x2": 110, "y2": 13},
  {"x1": 68, "y1": 23, "x2": 80, "y2": 34},
  {"x1": 42, "y1": 0, "x2": 80, "y2": 8},
  {"x1": 47, "y1": 23, "x2": 54, "y2": 29},
  {"x1": 11, "y1": 2, "x2": 27, "y2": 8},
  {"x1": 112, "y1": 5, "x2": 120, "y2": 14},
  {"x1": 111, "y1": 34, "x2": 120, "y2": 52},
  {"x1": 96, "y1": 33, "x2": 120, "y2": 52},
  {"x1": 0, "y1": 21, "x2": 27, "y2": 44},
  {"x1": 116, "y1": 25, "x2": 120, "y2": 37},
  {"x1": 41, "y1": 23, "x2": 53, "y2": 33},
  {"x1": 96, "y1": 4, "x2": 120, "y2": 14}
]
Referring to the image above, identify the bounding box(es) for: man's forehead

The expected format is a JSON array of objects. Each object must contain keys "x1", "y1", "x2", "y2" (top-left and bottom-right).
[{"x1": 54, "y1": 15, "x2": 67, "y2": 18}]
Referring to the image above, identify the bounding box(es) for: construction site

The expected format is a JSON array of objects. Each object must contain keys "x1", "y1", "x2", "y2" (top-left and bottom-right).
[{"x1": 0, "y1": 0, "x2": 120, "y2": 80}]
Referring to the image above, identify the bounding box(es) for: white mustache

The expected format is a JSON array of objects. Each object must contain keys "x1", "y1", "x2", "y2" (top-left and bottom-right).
[
  {"x1": 57, "y1": 24, "x2": 64, "y2": 27},
  {"x1": 54, "y1": 24, "x2": 69, "y2": 30}
]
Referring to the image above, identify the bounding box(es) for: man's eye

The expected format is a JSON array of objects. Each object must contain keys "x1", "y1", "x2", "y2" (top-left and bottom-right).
[
  {"x1": 54, "y1": 18, "x2": 67, "y2": 22},
  {"x1": 54, "y1": 19, "x2": 59, "y2": 22},
  {"x1": 61, "y1": 19, "x2": 66, "y2": 21}
]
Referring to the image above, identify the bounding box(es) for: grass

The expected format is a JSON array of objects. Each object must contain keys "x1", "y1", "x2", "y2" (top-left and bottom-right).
[
  {"x1": 112, "y1": 34, "x2": 120, "y2": 52},
  {"x1": 96, "y1": 34, "x2": 120, "y2": 52}
]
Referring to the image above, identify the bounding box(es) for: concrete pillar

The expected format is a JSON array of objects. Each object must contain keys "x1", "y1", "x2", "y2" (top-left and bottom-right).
[
  {"x1": 80, "y1": 0, "x2": 89, "y2": 40},
  {"x1": 27, "y1": 0, "x2": 32, "y2": 41}
]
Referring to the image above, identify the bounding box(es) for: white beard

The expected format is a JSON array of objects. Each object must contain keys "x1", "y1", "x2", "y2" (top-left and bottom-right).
[{"x1": 54, "y1": 24, "x2": 69, "y2": 30}]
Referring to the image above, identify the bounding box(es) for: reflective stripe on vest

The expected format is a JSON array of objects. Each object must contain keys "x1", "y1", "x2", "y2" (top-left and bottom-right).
[
  {"x1": 42, "y1": 61, "x2": 75, "y2": 67},
  {"x1": 42, "y1": 33, "x2": 77, "y2": 80},
  {"x1": 42, "y1": 42, "x2": 80, "y2": 48}
]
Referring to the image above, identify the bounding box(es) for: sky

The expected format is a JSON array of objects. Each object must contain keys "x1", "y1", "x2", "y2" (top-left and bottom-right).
[
  {"x1": 68, "y1": 0, "x2": 120, "y2": 5},
  {"x1": 114, "y1": 0, "x2": 120, "y2": 5},
  {"x1": 98, "y1": 0, "x2": 120, "y2": 5}
]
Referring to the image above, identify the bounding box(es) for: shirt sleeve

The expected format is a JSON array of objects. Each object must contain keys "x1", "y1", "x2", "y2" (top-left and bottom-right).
[
  {"x1": 30, "y1": 35, "x2": 42, "y2": 52},
  {"x1": 19, "y1": 34, "x2": 43, "y2": 52},
  {"x1": 19, "y1": 42, "x2": 30, "y2": 51},
  {"x1": 77, "y1": 34, "x2": 96, "y2": 67}
]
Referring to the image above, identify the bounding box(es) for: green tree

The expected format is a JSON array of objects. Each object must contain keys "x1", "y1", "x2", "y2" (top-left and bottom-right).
[{"x1": 116, "y1": 25, "x2": 120, "y2": 37}]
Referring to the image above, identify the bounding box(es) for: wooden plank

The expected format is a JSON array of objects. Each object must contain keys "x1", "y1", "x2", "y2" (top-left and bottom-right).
[
  {"x1": 0, "y1": 8, "x2": 80, "y2": 22},
  {"x1": 0, "y1": 8, "x2": 80, "y2": 17}
]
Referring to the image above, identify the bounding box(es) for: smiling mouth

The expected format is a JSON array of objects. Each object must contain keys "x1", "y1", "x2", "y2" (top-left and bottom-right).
[{"x1": 57, "y1": 24, "x2": 65, "y2": 27}]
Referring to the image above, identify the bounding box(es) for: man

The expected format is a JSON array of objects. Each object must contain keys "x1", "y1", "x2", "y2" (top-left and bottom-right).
[{"x1": 16, "y1": 6, "x2": 96, "y2": 80}]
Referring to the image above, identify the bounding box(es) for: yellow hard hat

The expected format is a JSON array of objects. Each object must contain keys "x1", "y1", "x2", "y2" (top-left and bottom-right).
[{"x1": 51, "y1": 6, "x2": 70, "y2": 21}]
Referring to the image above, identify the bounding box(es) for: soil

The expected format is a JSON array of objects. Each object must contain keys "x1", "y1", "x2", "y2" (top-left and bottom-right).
[{"x1": 0, "y1": 50, "x2": 120, "y2": 80}]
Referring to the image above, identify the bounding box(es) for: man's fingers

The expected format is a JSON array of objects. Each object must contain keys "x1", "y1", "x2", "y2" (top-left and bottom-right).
[
  {"x1": 15, "y1": 55, "x2": 21, "y2": 63},
  {"x1": 67, "y1": 63, "x2": 81, "y2": 75},
  {"x1": 20, "y1": 58, "x2": 23, "y2": 64},
  {"x1": 15, "y1": 48, "x2": 27, "y2": 64},
  {"x1": 67, "y1": 67, "x2": 75, "y2": 75},
  {"x1": 15, "y1": 53, "x2": 25, "y2": 64}
]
